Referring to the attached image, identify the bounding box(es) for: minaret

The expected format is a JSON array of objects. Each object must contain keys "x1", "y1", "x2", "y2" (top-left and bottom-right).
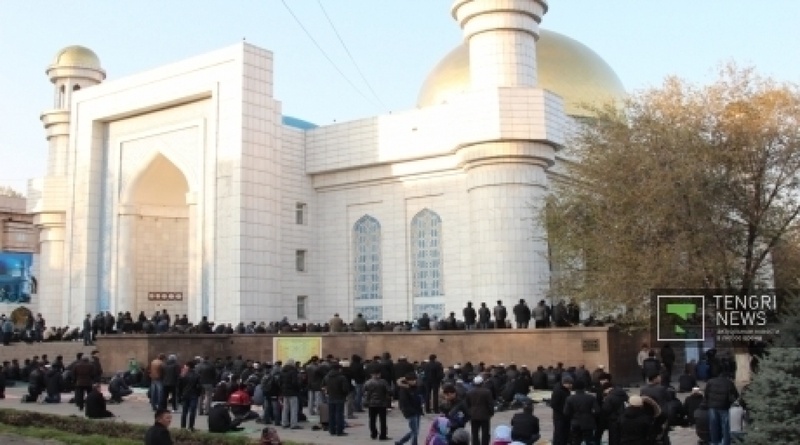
[
  {"x1": 451, "y1": 0, "x2": 562, "y2": 314},
  {"x1": 29, "y1": 46, "x2": 105, "y2": 326}
]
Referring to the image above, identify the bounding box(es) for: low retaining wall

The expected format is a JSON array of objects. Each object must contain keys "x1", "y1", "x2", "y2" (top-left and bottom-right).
[
  {"x1": 97, "y1": 327, "x2": 650, "y2": 385},
  {"x1": 0, "y1": 342, "x2": 97, "y2": 366}
]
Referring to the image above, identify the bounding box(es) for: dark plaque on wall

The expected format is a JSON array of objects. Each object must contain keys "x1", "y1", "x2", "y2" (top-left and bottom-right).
[{"x1": 581, "y1": 339, "x2": 600, "y2": 352}]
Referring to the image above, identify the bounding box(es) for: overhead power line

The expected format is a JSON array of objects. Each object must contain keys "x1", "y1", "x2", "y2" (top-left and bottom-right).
[
  {"x1": 280, "y1": 0, "x2": 379, "y2": 109},
  {"x1": 316, "y1": 0, "x2": 385, "y2": 107}
]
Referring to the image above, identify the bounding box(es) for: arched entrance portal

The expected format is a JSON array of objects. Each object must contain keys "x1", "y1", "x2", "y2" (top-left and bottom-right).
[{"x1": 126, "y1": 154, "x2": 190, "y2": 319}]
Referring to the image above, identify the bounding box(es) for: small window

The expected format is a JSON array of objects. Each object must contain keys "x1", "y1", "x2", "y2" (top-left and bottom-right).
[
  {"x1": 295, "y1": 203, "x2": 307, "y2": 225},
  {"x1": 296, "y1": 250, "x2": 306, "y2": 272},
  {"x1": 297, "y1": 296, "x2": 308, "y2": 319}
]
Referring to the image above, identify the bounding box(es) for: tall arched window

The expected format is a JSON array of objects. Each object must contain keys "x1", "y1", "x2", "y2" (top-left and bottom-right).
[
  {"x1": 411, "y1": 209, "x2": 443, "y2": 298},
  {"x1": 353, "y1": 215, "x2": 382, "y2": 301}
]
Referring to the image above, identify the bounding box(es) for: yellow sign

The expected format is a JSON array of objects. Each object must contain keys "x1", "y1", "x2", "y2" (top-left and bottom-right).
[{"x1": 273, "y1": 337, "x2": 322, "y2": 364}]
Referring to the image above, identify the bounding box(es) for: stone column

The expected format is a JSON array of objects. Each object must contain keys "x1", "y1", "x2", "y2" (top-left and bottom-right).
[
  {"x1": 185, "y1": 192, "x2": 203, "y2": 321},
  {"x1": 34, "y1": 213, "x2": 66, "y2": 325},
  {"x1": 116, "y1": 206, "x2": 137, "y2": 315}
]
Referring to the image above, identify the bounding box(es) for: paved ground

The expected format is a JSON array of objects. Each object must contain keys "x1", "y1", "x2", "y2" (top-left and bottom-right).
[{"x1": 0, "y1": 383, "x2": 702, "y2": 445}]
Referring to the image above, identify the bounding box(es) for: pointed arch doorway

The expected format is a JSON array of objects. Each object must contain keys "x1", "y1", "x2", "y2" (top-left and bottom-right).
[{"x1": 119, "y1": 154, "x2": 190, "y2": 319}]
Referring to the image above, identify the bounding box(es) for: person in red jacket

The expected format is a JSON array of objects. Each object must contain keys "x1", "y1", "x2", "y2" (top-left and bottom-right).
[{"x1": 227, "y1": 383, "x2": 259, "y2": 421}]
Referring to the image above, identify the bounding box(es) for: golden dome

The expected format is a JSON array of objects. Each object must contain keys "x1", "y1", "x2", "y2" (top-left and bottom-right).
[
  {"x1": 51, "y1": 45, "x2": 102, "y2": 70},
  {"x1": 417, "y1": 30, "x2": 626, "y2": 117}
]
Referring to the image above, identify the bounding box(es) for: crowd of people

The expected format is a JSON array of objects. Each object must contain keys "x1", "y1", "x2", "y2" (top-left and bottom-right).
[
  {"x1": 0, "y1": 343, "x2": 750, "y2": 445},
  {"x1": 0, "y1": 298, "x2": 610, "y2": 348}
]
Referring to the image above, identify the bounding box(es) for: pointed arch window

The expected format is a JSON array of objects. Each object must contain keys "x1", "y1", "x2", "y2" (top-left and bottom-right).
[
  {"x1": 353, "y1": 215, "x2": 381, "y2": 300},
  {"x1": 411, "y1": 209, "x2": 443, "y2": 298}
]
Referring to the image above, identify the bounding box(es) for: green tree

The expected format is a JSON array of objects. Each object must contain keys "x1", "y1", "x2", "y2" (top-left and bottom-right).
[
  {"x1": 741, "y1": 293, "x2": 800, "y2": 445},
  {"x1": 546, "y1": 65, "x2": 800, "y2": 322}
]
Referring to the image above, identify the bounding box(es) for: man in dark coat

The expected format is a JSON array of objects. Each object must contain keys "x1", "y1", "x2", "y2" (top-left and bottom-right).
[
  {"x1": 396, "y1": 372, "x2": 423, "y2": 445},
  {"x1": 660, "y1": 343, "x2": 676, "y2": 376},
  {"x1": 322, "y1": 362, "x2": 349, "y2": 436},
  {"x1": 208, "y1": 402, "x2": 244, "y2": 433},
  {"x1": 642, "y1": 351, "x2": 661, "y2": 381},
  {"x1": 477, "y1": 303, "x2": 491, "y2": 329},
  {"x1": 145, "y1": 409, "x2": 174, "y2": 445},
  {"x1": 424, "y1": 354, "x2": 444, "y2": 414},
  {"x1": 85, "y1": 383, "x2": 115, "y2": 418},
  {"x1": 513, "y1": 299, "x2": 532, "y2": 329},
  {"x1": 463, "y1": 302, "x2": 477, "y2": 330},
  {"x1": 364, "y1": 369, "x2": 391, "y2": 440},
  {"x1": 161, "y1": 354, "x2": 181, "y2": 411},
  {"x1": 550, "y1": 375, "x2": 573, "y2": 445},
  {"x1": 465, "y1": 375, "x2": 495, "y2": 445},
  {"x1": 493, "y1": 301, "x2": 508, "y2": 329},
  {"x1": 704, "y1": 373, "x2": 738, "y2": 445},
  {"x1": 44, "y1": 365, "x2": 63, "y2": 403},
  {"x1": 564, "y1": 380, "x2": 599, "y2": 445},
  {"x1": 511, "y1": 404, "x2": 540, "y2": 445},
  {"x1": 72, "y1": 356, "x2": 95, "y2": 411},
  {"x1": 619, "y1": 395, "x2": 655, "y2": 445},
  {"x1": 640, "y1": 372, "x2": 669, "y2": 408},
  {"x1": 279, "y1": 359, "x2": 302, "y2": 429},
  {"x1": 601, "y1": 381, "x2": 629, "y2": 445},
  {"x1": 683, "y1": 387, "x2": 704, "y2": 426}
]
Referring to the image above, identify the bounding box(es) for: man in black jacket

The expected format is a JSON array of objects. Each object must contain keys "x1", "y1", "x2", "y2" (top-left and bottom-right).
[
  {"x1": 466, "y1": 375, "x2": 495, "y2": 445},
  {"x1": 660, "y1": 343, "x2": 676, "y2": 377},
  {"x1": 85, "y1": 383, "x2": 114, "y2": 418},
  {"x1": 323, "y1": 362, "x2": 349, "y2": 436},
  {"x1": 197, "y1": 357, "x2": 217, "y2": 416},
  {"x1": 564, "y1": 380, "x2": 599, "y2": 445},
  {"x1": 511, "y1": 404, "x2": 540, "y2": 445},
  {"x1": 396, "y1": 372, "x2": 423, "y2": 445},
  {"x1": 145, "y1": 409, "x2": 174, "y2": 445},
  {"x1": 161, "y1": 355, "x2": 180, "y2": 412},
  {"x1": 424, "y1": 354, "x2": 444, "y2": 414},
  {"x1": 513, "y1": 299, "x2": 531, "y2": 329},
  {"x1": 463, "y1": 302, "x2": 477, "y2": 330},
  {"x1": 478, "y1": 303, "x2": 491, "y2": 329},
  {"x1": 683, "y1": 387, "x2": 703, "y2": 426},
  {"x1": 279, "y1": 359, "x2": 302, "y2": 429},
  {"x1": 550, "y1": 375, "x2": 573, "y2": 445},
  {"x1": 208, "y1": 402, "x2": 244, "y2": 433},
  {"x1": 601, "y1": 381, "x2": 629, "y2": 445},
  {"x1": 44, "y1": 365, "x2": 63, "y2": 403},
  {"x1": 180, "y1": 361, "x2": 202, "y2": 431},
  {"x1": 364, "y1": 369, "x2": 391, "y2": 440},
  {"x1": 704, "y1": 374, "x2": 738, "y2": 445}
]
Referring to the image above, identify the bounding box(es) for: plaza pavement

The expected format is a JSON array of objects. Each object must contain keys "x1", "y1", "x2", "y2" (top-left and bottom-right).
[{"x1": 0, "y1": 383, "x2": 702, "y2": 445}]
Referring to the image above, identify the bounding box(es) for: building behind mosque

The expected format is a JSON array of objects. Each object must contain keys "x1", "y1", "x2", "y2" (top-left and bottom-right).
[{"x1": 25, "y1": 0, "x2": 625, "y2": 326}]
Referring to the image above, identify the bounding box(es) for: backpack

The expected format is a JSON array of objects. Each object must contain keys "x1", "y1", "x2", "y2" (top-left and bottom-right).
[{"x1": 261, "y1": 373, "x2": 280, "y2": 397}]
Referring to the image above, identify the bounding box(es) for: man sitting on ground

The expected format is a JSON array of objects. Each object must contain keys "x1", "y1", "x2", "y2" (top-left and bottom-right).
[
  {"x1": 108, "y1": 371, "x2": 133, "y2": 403},
  {"x1": 510, "y1": 404, "x2": 540, "y2": 445},
  {"x1": 85, "y1": 383, "x2": 115, "y2": 418},
  {"x1": 208, "y1": 402, "x2": 245, "y2": 433}
]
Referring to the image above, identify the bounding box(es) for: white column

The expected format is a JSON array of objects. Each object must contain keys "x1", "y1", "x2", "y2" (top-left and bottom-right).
[
  {"x1": 186, "y1": 192, "x2": 203, "y2": 321},
  {"x1": 115, "y1": 211, "x2": 136, "y2": 315}
]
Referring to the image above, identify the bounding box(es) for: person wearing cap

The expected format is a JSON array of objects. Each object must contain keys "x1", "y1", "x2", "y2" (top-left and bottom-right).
[
  {"x1": 396, "y1": 372, "x2": 423, "y2": 445},
  {"x1": 513, "y1": 299, "x2": 531, "y2": 329},
  {"x1": 510, "y1": 404, "x2": 540, "y2": 445},
  {"x1": 466, "y1": 375, "x2": 494, "y2": 445},
  {"x1": 424, "y1": 354, "x2": 444, "y2": 414},
  {"x1": 145, "y1": 408, "x2": 174, "y2": 445},
  {"x1": 550, "y1": 375, "x2": 572, "y2": 445},
  {"x1": 600, "y1": 376, "x2": 629, "y2": 445},
  {"x1": 279, "y1": 359, "x2": 303, "y2": 429},
  {"x1": 493, "y1": 301, "x2": 508, "y2": 329},
  {"x1": 683, "y1": 387, "x2": 703, "y2": 427},
  {"x1": 619, "y1": 395, "x2": 654, "y2": 444},
  {"x1": 322, "y1": 361, "x2": 349, "y2": 436}
]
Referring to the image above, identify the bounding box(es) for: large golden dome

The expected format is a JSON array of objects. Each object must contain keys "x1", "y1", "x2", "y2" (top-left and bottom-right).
[
  {"x1": 51, "y1": 45, "x2": 102, "y2": 70},
  {"x1": 417, "y1": 30, "x2": 625, "y2": 117}
]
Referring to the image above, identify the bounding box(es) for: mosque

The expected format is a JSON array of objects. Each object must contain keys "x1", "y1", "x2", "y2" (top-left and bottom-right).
[{"x1": 26, "y1": 0, "x2": 625, "y2": 326}]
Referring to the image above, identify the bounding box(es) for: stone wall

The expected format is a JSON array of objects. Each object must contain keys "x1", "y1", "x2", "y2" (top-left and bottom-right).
[{"x1": 97, "y1": 327, "x2": 651, "y2": 385}]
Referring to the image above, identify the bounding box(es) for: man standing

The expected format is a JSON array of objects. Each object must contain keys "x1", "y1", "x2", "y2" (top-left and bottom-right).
[
  {"x1": 179, "y1": 361, "x2": 202, "y2": 432},
  {"x1": 493, "y1": 301, "x2": 507, "y2": 329},
  {"x1": 82, "y1": 314, "x2": 93, "y2": 346},
  {"x1": 149, "y1": 353, "x2": 166, "y2": 412},
  {"x1": 660, "y1": 343, "x2": 676, "y2": 377},
  {"x1": 463, "y1": 302, "x2": 477, "y2": 330},
  {"x1": 364, "y1": 368, "x2": 391, "y2": 441},
  {"x1": 280, "y1": 359, "x2": 302, "y2": 429},
  {"x1": 197, "y1": 356, "x2": 216, "y2": 416},
  {"x1": 532, "y1": 300, "x2": 547, "y2": 329},
  {"x1": 396, "y1": 372, "x2": 423, "y2": 445},
  {"x1": 477, "y1": 303, "x2": 491, "y2": 330},
  {"x1": 72, "y1": 356, "x2": 95, "y2": 412},
  {"x1": 636, "y1": 344, "x2": 649, "y2": 383},
  {"x1": 563, "y1": 381, "x2": 599, "y2": 445},
  {"x1": 704, "y1": 373, "x2": 738, "y2": 445},
  {"x1": 465, "y1": 375, "x2": 494, "y2": 445},
  {"x1": 550, "y1": 376, "x2": 573, "y2": 445},
  {"x1": 424, "y1": 354, "x2": 444, "y2": 414},
  {"x1": 513, "y1": 299, "x2": 531, "y2": 329},
  {"x1": 145, "y1": 409, "x2": 174, "y2": 445}
]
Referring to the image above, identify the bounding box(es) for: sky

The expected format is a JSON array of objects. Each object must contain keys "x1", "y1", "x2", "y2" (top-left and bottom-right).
[{"x1": 1, "y1": 0, "x2": 799, "y2": 193}]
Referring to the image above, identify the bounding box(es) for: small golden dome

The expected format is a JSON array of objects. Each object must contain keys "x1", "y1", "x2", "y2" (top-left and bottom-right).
[
  {"x1": 51, "y1": 45, "x2": 102, "y2": 70},
  {"x1": 417, "y1": 30, "x2": 626, "y2": 117}
]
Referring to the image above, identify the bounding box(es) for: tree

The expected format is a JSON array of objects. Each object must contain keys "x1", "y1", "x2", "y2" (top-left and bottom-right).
[
  {"x1": 741, "y1": 293, "x2": 800, "y2": 445},
  {"x1": 0, "y1": 185, "x2": 24, "y2": 198},
  {"x1": 545, "y1": 65, "x2": 800, "y2": 322}
]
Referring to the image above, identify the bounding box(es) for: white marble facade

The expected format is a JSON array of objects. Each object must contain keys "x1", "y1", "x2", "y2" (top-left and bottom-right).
[{"x1": 27, "y1": 0, "x2": 626, "y2": 325}]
